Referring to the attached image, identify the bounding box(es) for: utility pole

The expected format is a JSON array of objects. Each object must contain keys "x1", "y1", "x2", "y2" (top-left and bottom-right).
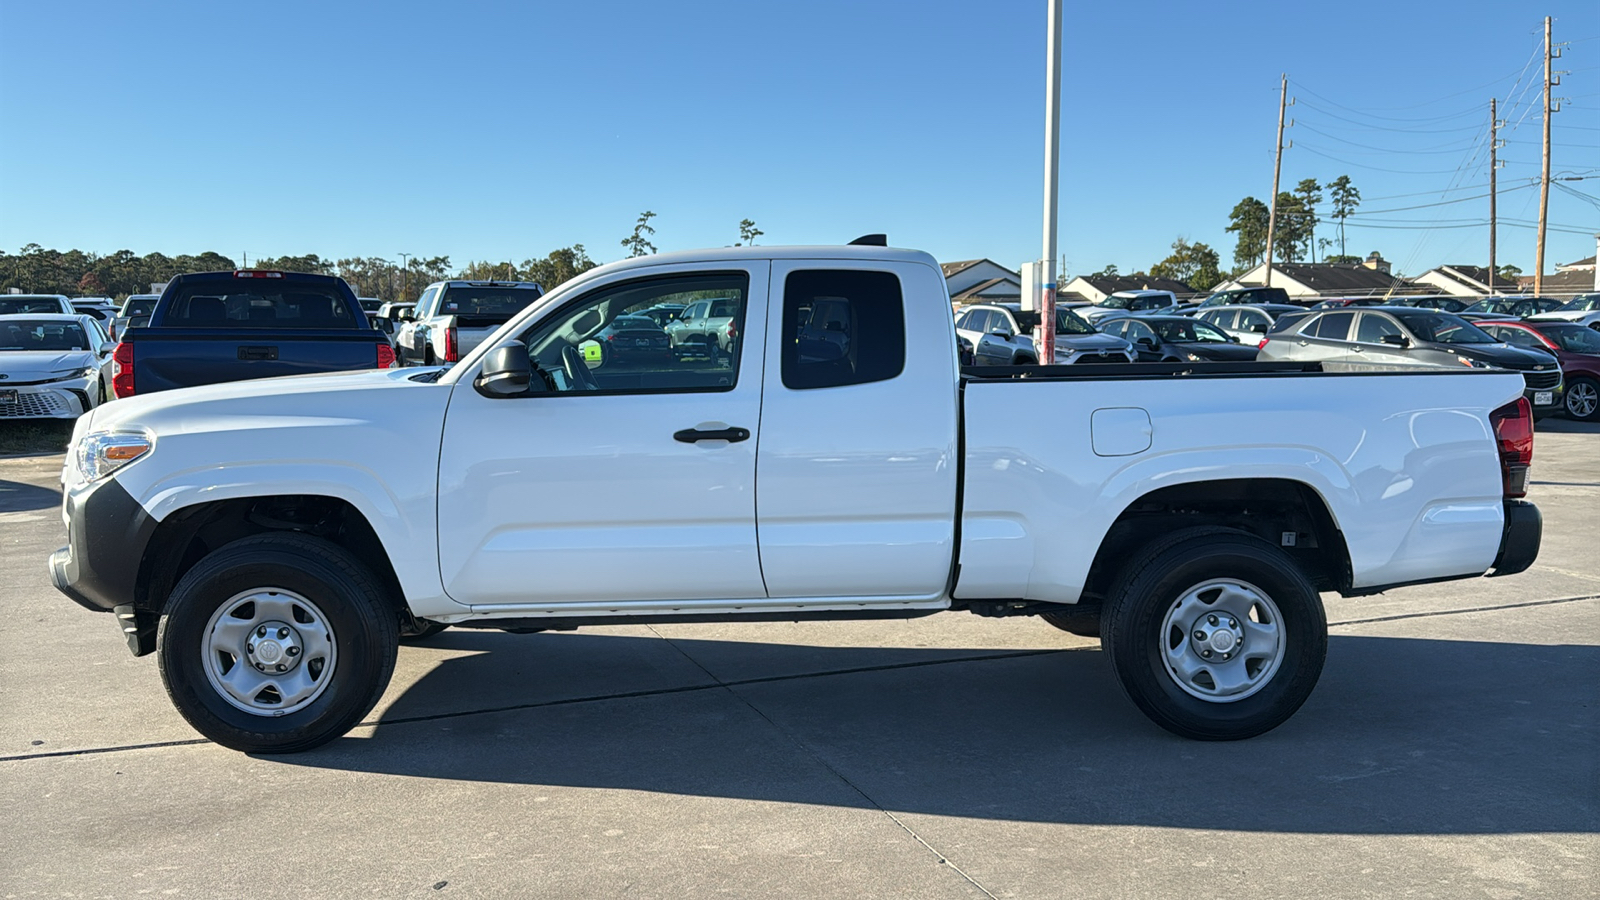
[
  {"x1": 1536, "y1": 15, "x2": 1561, "y2": 296},
  {"x1": 1037, "y1": 0, "x2": 1062, "y2": 363},
  {"x1": 398, "y1": 252, "x2": 412, "y2": 302},
  {"x1": 1489, "y1": 98, "x2": 1499, "y2": 295},
  {"x1": 1264, "y1": 74, "x2": 1291, "y2": 287}
]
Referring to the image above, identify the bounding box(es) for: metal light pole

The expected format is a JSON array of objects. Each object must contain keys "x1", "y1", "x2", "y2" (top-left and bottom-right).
[
  {"x1": 1038, "y1": 0, "x2": 1062, "y2": 363},
  {"x1": 398, "y1": 252, "x2": 412, "y2": 302}
]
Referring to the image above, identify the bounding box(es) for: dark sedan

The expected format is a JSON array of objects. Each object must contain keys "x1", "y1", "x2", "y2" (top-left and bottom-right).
[
  {"x1": 589, "y1": 314, "x2": 672, "y2": 366},
  {"x1": 1099, "y1": 315, "x2": 1260, "y2": 362},
  {"x1": 1459, "y1": 296, "x2": 1565, "y2": 321}
]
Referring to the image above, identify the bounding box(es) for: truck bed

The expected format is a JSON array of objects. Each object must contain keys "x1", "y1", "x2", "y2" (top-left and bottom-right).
[{"x1": 123, "y1": 328, "x2": 387, "y2": 393}]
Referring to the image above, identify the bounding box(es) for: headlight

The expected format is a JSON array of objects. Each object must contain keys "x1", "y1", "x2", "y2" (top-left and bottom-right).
[
  {"x1": 76, "y1": 431, "x2": 153, "y2": 482},
  {"x1": 42, "y1": 367, "x2": 96, "y2": 383},
  {"x1": 1456, "y1": 356, "x2": 1494, "y2": 368}
]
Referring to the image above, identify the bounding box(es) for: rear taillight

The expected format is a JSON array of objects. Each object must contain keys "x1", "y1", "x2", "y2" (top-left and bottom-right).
[
  {"x1": 111, "y1": 343, "x2": 135, "y2": 397},
  {"x1": 1257, "y1": 337, "x2": 1269, "y2": 349},
  {"x1": 234, "y1": 270, "x2": 284, "y2": 279},
  {"x1": 1489, "y1": 397, "x2": 1534, "y2": 498},
  {"x1": 376, "y1": 342, "x2": 395, "y2": 369},
  {"x1": 443, "y1": 326, "x2": 459, "y2": 363}
]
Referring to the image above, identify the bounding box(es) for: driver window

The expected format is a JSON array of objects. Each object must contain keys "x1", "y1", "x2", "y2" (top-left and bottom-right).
[
  {"x1": 519, "y1": 273, "x2": 749, "y2": 394},
  {"x1": 1355, "y1": 313, "x2": 1402, "y2": 344}
]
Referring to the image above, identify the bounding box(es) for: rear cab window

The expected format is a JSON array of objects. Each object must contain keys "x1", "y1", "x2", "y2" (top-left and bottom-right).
[
  {"x1": 159, "y1": 280, "x2": 361, "y2": 328},
  {"x1": 782, "y1": 270, "x2": 905, "y2": 390}
]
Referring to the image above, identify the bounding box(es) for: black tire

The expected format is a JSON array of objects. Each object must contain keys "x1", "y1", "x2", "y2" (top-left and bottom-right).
[
  {"x1": 1102, "y1": 528, "x2": 1326, "y2": 741},
  {"x1": 1565, "y1": 376, "x2": 1598, "y2": 422},
  {"x1": 1041, "y1": 604, "x2": 1101, "y2": 638},
  {"x1": 400, "y1": 620, "x2": 450, "y2": 642},
  {"x1": 157, "y1": 533, "x2": 399, "y2": 754}
]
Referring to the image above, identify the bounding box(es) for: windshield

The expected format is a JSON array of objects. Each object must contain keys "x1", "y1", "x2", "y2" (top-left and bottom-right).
[
  {"x1": 1098, "y1": 295, "x2": 1133, "y2": 310},
  {"x1": 121, "y1": 297, "x2": 159, "y2": 316},
  {"x1": 1538, "y1": 324, "x2": 1600, "y2": 354},
  {"x1": 1154, "y1": 320, "x2": 1230, "y2": 343},
  {"x1": 440, "y1": 287, "x2": 541, "y2": 317},
  {"x1": 1394, "y1": 312, "x2": 1497, "y2": 344},
  {"x1": 1200, "y1": 293, "x2": 1236, "y2": 307},
  {"x1": 0, "y1": 320, "x2": 90, "y2": 350},
  {"x1": 1056, "y1": 309, "x2": 1095, "y2": 335},
  {"x1": 1559, "y1": 295, "x2": 1600, "y2": 312},
  {"x1": 0, "y1": 298, "x2": 65, "y2": 315}
]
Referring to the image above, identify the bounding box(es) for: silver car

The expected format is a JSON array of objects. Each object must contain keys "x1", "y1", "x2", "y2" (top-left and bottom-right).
[{"x1": 954, "y1": 302, "x2": 1134, "y2": 365}]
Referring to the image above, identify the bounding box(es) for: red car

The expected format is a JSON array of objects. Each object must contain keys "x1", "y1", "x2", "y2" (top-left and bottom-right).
[{"x1": 1477, "y1": 319, "x2": 1600, "y2": 421}]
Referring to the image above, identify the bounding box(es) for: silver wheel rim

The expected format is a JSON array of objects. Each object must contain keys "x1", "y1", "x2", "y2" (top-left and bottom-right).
[
  {"x1": 1567, "y1": 382, "x2": 1597, "y2": 418},
  {"x1": 1158, "y1": 578, "x2": 1285, "y2": 703},
  {"x1": 202, "y1": 588, "x2": 338, "y2": 717}
]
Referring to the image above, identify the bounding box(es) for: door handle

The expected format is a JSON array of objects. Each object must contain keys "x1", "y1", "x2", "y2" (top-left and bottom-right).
[{"x1": 674, "y1": 426, "x2": 750, "y2": 444}]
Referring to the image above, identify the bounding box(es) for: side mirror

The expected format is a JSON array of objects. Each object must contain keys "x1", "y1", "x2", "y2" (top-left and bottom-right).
[
  {"x1": 1227, "y1": 334, "x2": 1240, "y2": 343},
  {"x1": 474, "y1": 344, "x2": 540, "y2": 397},
  {"x1": 1136, "y1": 336, "x2": 1156, "y2": 349},
  {"x1": 987, "y1": 325, "x2": 1013, "y2": 340},
  {"x1": 1249, "y1": 323, "x2": 1269, "y2": 334},
  {"x1": 1380, "y1": 334, "x2": 1409, "y2": 347},
  {"x1": 397, "y1": 308, "x2": 416, "y2": 321}
]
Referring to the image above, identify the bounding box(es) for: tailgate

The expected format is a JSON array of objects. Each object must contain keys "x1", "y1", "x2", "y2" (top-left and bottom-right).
[{"x1": 129, "y1": 329, "x2": 385, "y2": 393}]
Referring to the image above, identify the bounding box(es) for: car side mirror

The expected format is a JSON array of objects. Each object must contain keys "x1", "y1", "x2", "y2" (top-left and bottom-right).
[
  {"x1": 1136, "y1": 337, "x2": 1156, "y2": 349},
  {"x1": 1227, "y1": 335, "x2": 1240, "y2": 343},
  {"x1": 1380, "y1": 334, "x2": 1409, "y2": 347},
  {"x1": 397, "y1": 308, "x2": 416, "y2": 321},
  {"x1": 474, "y1": 344, "x2": 541, "y2": 397},
  {"x1": 987, "y1": 325, "x2": 1013, "y2": 340},
  {"x1": 1249, "y1": 323, "x2": 1268, "y2": 334}
]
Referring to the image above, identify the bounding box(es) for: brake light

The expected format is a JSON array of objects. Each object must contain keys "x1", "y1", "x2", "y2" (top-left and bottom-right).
[
  {"x1": 1489, "y1": 397, "x2": 1534, "y2": 498},
  {"x1": 443, "y1": 326, "x2": 459, "y2": 363},
  {"x1": 1257, "y1": 337, "x2": 1269, "y2": 349},
  {"x1": 376, "y1": 342, "x2": 395, "y2": 369},
  {"x1": 111, "y1": 343, "x2": 136, "y2": 397},
  {"x1": 234, "y1": 270, "x2": 285, "y2": 279}
]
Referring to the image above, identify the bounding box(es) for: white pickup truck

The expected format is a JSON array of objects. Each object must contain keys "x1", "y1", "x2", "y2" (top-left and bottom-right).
[
  {"x1": 50, "y1": 243, "x2": 1542, "y2": 754},
  {"x1": 393, "y1": 279, "x2": 544, "y2": 366}
]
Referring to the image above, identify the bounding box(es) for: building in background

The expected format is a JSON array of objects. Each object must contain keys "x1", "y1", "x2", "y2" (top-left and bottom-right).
[
  {"x1": 1058, "y1": 273, "x2": 1196, "y2": 305},
  {"x1": 1412, "y1": 265, "x2": 1520, "y2": 297},
  {"x1": 1215, "y1": 253, "x2": 1414, "y2": 300},
  {"x1": 941, "y1": 259, "x2": 1022, "y2": 306}
]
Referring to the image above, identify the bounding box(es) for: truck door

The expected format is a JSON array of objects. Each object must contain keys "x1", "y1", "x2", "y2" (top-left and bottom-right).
[
  {"x1": 436, "y1": 264, "x2": 771, "y2": 607},
  {"x1": 756, "y1": 261, "x2": 959, "y2": 599}
]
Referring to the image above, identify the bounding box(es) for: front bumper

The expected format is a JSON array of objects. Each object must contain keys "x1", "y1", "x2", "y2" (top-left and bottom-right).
[
  {"x1": 1488, "y1": 499, "x2": 1542, "y2": 577},
  {"x1": 0, "y1": 381, "x2": 93, "y2": 419},
  {"x1": 48, "y1": 476, "x2": 158, "y2": 614}
]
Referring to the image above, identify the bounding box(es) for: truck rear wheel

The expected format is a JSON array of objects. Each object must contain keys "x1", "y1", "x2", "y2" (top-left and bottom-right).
[
  {"x1": 156, "y1": 533, "x2": 399, "y2": 754},
  {"x1": 1102, "y1": 529, "x2": 1326, "y2": 740}
]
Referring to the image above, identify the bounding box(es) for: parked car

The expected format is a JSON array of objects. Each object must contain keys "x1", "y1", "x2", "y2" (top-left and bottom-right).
[
  {"x1": 1192, "y1": 304, "x2": 1303, "y2": 344},
  {"x1": 0, "y1": 313, "x2": 115, "y2": 418},
  {"x1": 1387, "y1": 295, "x2": 1472, "y2": 313},
  {"x1": 370, "y1": 301, "x2": 416, "y2": 341},
  {"x1": 1527, "y1": 294, "x2": 1600, "y2": 330},
  {"x1": 71, "y1": 298, "x2": 120, "y2": 323},
  {"x1": 955, "y1": 302, "x2": 1134, "y2": 365},
  {"x1": 50, "y1": 242, "x2": 1541, "y2": 754},
  {"x1": 0, "y1": 294, "x2": 74, "y2": 316},
  {"x1": 1188, "y1": 286, "x2": 1293, "y2": 310},
  {"x1": 1258, "y1": 307, "x2": 1563, "y2": 414},
  {"x1": 1098, "y1": 315, "x2": 1260, "y2": 362},
  {"x1": 1477, "y1": 319, "x2": 1600, "y2": 421},
  {"x1": 357, "y1": 297, "x2": 383, "y2": 314},
  {"x1": 637, "y1": 303, "x2": 687, "y2": 328},
  {"x1": 1310, "y1": 297, "x2": 1402, "y2": 310},
  {"x1": 1458, "y1": 296, "x2": 1566, "y2": 321},
  {"x1": 109, "y1": 270, "x2": 395, "y2": 398},
  {"x1": 1080, "y1": 289, "x2": 1179, "y2": 325},
  {"x1": 396, "y1": 280, "x2": 544, "y2": 366},
  {"x1": 109, "y1": 294, "x2": 161, "y2": 341},
  {"x1": 665, "y1": 296, "x2": 740, "y2": 359},
  {"x1": 582, "y1": 314, "x2": 672, "y2": 366}
]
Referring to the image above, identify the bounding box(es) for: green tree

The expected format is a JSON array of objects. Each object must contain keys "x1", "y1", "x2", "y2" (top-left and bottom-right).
[
  {"x1": 1498, "y1": 264, "x2": 1523, "y2": 280},
  {"x1": 1095, "y1": 264, "x2": 1119, "y2": 277},
  {"x1": 622, "y1": 210, "x2": 657, "y2": 257},
  {"x1": 1150, "y1": 237, "x2": 1224, "y2": 291},
  {"x1": 1324, "y1": 254, "x2": 1362, "y2": 265},
  {"x1": 737, "y1": 218, "x2": 763, "y2": 246},
  {"x1": 251, "y1": 253, "x2": 334, "y2": 275},
  {"x1": 1292, "y1": 178, "x2": 1323, "y2": 262},
  {"x1": 1272, "y1": 192, "x2": 1312, "y2": 263},
  {"x1": 1226, "y1": 197, "x2": 1270, "y2": 269},
  {"x1": 458, "y1": 260, "x2": 520, "y2": 281},
  {"x1": 1327, "y1": 175, "x2": 1360, "y2": 258},
  {"x1": 520, "y1": 244, "x2": 598, "y2": 289}
]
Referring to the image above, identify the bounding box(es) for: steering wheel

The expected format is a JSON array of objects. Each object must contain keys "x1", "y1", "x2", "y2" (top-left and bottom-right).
[{"x1": 560, "y1": 344, "x2": 600, "y2": 391}]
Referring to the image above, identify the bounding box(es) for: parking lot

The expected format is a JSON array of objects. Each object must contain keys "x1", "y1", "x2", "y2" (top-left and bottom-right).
[{"x1": 0, "y1": 421, "x2": 1594, "y2": 899}]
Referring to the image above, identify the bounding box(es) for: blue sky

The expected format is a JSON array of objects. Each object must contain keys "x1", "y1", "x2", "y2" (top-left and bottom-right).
[{"x1": 2, "y1": 0, "x2": 1597, "y2": 279}]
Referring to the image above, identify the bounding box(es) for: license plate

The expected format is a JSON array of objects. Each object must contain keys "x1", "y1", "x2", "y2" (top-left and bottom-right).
[
  {"x1": 0, "y1": 389, "x2": 15, "y2": 404},
  {"x1": 635, "y1": 339, "x2": 650, "y2": 347},
  {"x1": 1535, "y1": 391, "x2": 1553, "y2": 406}
]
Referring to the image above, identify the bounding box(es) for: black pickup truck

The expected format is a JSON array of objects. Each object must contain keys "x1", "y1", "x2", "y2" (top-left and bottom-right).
[{"x1": 110, "y1": 271, "x2": 395, "y2": 397}]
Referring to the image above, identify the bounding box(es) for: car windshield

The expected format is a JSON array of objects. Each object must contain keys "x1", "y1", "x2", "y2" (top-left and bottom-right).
[
  {"x1": 0, "y1": 320, "x2": 90, "y2": 350},
  {"x1": 0, "y1": 299, "x2": 64, "y2": 315},
  {"x1": 1201, "y1": 293, "x2": 1236, "y2": 307},
  {"x1": 1394, "y1": 312, "x2": 1496, "y2": 344},
  {"x1": 1537, "y1": 324, "x2": 1600, "y2": 354},
  {"x1": 1558, "y1": 295, "x2": 1600, "y2": 312},
  {"x1": 121, "y1": 298, "x2": 159, "y2": 316},
  {"x1": 1098, "y1": 295, "x2": 1134, "y2": 309},
  {"x1": 1154, "y1": 320, "x2": 1230, "y2": 343},
  {"x1": 1056, "y1": 309, "x2": 1095, "y2": 334}
]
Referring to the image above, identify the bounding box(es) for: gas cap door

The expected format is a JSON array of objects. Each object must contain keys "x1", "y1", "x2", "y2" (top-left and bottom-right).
[{"x1": 1091, "y1": 407, "x2": 1153, "y2": 457}]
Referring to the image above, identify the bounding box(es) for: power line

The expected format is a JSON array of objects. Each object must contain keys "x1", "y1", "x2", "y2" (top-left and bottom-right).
[
  {"x1": 1293, "y1": 122, "x2": 1484, "y2": 154},
  {"x1": 1290, "y1": 56, "x2": 1541, "y2": 114},
  {"x1": 1294, "y1": 102, "x2": 1489, "y2": 133},
  {"x1": 1295, "y1": 143, "x2": 1493, "y2": 175}
]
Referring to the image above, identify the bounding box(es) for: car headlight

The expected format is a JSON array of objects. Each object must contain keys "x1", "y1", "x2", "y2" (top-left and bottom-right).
[
  {"x1": 1456, "y1": 356, "x2": 1494, "y2": 368},
  {"x1": 76, "y1": 431, "x2": 153, "y2": 482},
  {"x1": 41, "y1": 367, "x2": 96, "y2": 383}
]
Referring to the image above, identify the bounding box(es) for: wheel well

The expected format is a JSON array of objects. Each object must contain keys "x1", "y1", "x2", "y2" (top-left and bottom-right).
[
  {"x1": 135, "y1": 496, "x2": 407, "y2": 619},
  {"x1": 1081, "y1": 478, "x2": 1351, "y2": 602}
]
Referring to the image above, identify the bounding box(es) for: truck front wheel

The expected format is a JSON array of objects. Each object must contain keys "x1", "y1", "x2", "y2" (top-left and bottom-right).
[
  {"x1": 1103, "y1": 529, "x2": 1326, "y2": 740},
  {"x1": 156, "y1": 533, "x2": 399, "y2": 753}
]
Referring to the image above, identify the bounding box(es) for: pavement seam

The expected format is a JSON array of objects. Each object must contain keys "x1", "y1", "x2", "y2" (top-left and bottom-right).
[
  {"x1": 644, "y1": 625, "x2": 1003, "y2": 900},
  {"x1": 1327, "y1": 593, "x2": 1600, "y2": 627}
]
